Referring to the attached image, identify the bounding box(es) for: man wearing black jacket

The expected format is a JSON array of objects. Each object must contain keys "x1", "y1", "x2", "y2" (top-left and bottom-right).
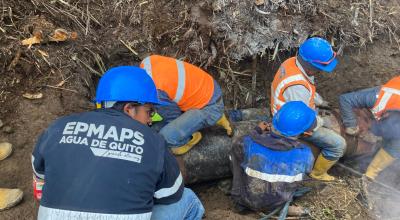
[{"x1": 32, "y1": 66, "x2": 204, "y2": 220}]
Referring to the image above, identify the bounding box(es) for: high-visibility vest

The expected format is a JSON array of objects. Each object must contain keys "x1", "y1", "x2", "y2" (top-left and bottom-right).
[
  {"x1": 140, "y1": 55, "x2": 214, "y2": 111},
  {"x1": 270, "y1": 57, "x2": 316, "y2": 115},
  {"x1": 371, "y1": 76, "x2": 400, "y2": 119}
]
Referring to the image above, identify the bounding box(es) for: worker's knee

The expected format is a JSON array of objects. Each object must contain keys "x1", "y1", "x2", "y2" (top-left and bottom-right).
[
  {"x1": 322, "y1": 134, "x2": 347, "y2": 160},
  {"x1": 333, "y1": 135, "x2": 347, "y2": 158},
  {"x1": 159, "y1": 126, "x2": 188, "y2": 146},
  {"x1": 308, "y1": 128, "x2": 347, "y2": 159},
  {"x1": 151, "y1": 188, "x2": 204, "y2": 220}
]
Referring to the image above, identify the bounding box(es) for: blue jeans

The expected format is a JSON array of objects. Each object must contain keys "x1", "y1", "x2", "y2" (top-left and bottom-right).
[
  {"x1": 382, "y1": 139, "x2": 400, "y2": 159},
  {"x1": 301, "y1": 127, "x2": 346, "y2": 160},
  {"x1": 151, "y1": 188, "x2": 205, "y2": 220},
  {"x1": 153, "y1": 82, "x2": 224, "y2": 146}
]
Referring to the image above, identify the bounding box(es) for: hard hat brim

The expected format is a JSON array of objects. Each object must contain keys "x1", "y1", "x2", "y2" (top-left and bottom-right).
[
  {"x1": 311, "y1": 57, "x2": 338, "y2": 73},
  {"x1": 92, "y1": 98, "x2": 170, "y2": 106},
  {"x1": 154, "y1": 100, "x2": 171, "y2": 106}
]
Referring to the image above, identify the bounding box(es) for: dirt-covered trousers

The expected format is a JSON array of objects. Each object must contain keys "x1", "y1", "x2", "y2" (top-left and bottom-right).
[
  {"x1": 152, "y1": 80, "x2": 224, "y2": 147},
  {"x1": 301, "y1": 127, "x2": 347, "y2": 161}
]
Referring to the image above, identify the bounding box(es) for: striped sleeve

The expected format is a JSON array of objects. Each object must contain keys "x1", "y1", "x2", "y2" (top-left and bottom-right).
[
  {"x1": 32, "y1": 131, "x2": 47, "y2": 180},
  {"x1": 154, "y1": 148, "x2": 184, "y2": 204}
]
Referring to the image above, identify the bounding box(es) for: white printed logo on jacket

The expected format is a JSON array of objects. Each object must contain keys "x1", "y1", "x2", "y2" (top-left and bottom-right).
[{"x1": 59, "y1": 122, "x2": 145, "y2": 163}]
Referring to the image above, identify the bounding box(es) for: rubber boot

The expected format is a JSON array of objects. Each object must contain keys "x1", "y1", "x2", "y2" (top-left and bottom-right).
[
  {"x1": 309, "y1": 154, "x2": 337, "y2": 181},
  {"x1": 365, "y1": 148, "x2": 395, "y2": 180},
  {"x1": 216, "y1": 114, "x2": 233, "y2": 136},
  {"x1": 0, "y1": 142, "x2": 12, "y2": 161},
  {"x1": 171, "y1": 132, "x2": 202, "y2": 155},
  {"x1": 0, "y1": 188, "x2": 23, "y2": 211}
]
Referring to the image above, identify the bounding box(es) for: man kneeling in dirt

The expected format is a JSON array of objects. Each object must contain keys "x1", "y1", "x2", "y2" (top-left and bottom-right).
[
  {"x1": 231, "y1": 101, "x2": 316, "y2": 216},
  {"x1": 270, "y1": 37, "x2": 346, "y2": 181},
  {"x1": 31, "y1": 66, "x2": 204, "y2": 220},
  {"x1": 339, "y1": 75, "x2": 400, "y2": 180},
  {"x1": 139, "y1": 55, "x2": 232, "y2": 155}
]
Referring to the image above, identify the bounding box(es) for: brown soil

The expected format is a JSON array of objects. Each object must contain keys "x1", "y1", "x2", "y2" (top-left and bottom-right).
[{"x1": 1, "y1": 0, "x2": 400, "y2": 219}]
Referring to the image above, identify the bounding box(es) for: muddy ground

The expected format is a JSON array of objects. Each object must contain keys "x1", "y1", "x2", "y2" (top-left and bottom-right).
[{"x1": 1, "y1": 0, "x2": 400, "y2": 219}]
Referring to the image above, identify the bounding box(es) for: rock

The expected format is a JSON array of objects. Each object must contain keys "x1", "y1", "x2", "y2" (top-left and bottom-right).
[
  {"x1": 217, "y1": 179, "x2": 232, "y2": 195},
  {"x1": 288, "y1": 205, "x2": 310, "y2": 216},
  {"x1": 3, "y1": 126, "x2": 14, "y2": 134},
  {"x1": 22, "y1": 92, "x2": 43, "y2": 100},
  {"x1": 0, "y1": 119, "x2": 3, "y2": 128}
]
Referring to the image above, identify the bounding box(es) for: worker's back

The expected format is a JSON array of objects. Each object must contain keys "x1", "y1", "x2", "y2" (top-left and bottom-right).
[
  {"x1": 140, "y1": 55, "x2": 214, "y2": 111},
  {"x1": 230, "y1": 129, "x2": 314, "y2": 212},
  {"x1": 32, "y1": 109, "x2": 183, "y2": 219}
]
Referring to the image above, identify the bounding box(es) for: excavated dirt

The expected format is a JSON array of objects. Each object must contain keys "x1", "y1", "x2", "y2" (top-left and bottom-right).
[{"x1": 1, "y1": 0, "x2": 400, "y2": 219}]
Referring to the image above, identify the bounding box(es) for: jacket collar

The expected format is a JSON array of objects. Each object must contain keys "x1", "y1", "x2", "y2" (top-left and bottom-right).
[{"x1": 295, "y1": 57, "x2": 315, "y2": 85}]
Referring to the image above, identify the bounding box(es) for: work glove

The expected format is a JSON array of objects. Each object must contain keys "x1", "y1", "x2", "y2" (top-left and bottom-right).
[
  {"x1": 317, "y1": 100, "x2": 331, "y2": 109},
  {"x1": 345, "y1": 126, "x2": 359, "y2": 136},
  {"x1": 256, "y1": 121, "x2": 271, "y2": 134}
]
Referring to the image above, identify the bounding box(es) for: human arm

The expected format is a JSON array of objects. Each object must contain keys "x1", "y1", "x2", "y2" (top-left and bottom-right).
[
  {"x1": 154, "y1": 147, "x2": 184, "y2": 205},
  {"x1": 314, "y1": 92, "x2": 326, "y2": 107},
  {"x1": 370, "y1": 111, "x2": 400, "y2": 139},
  {"x1": 339, "y1": 87, "x2": 380, "y2": 130},
  {"x1": 32, "y1": 132, "x2": 47, "y2": 200}
]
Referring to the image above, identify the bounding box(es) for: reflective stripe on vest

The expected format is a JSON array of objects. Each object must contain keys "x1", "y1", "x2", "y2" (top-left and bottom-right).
[
  {"x1": 142, "y1": 58, "x2": 187, "y2": 103},
  {"x1": 371, "y1": 87, "x2": 400, "y2": 118},
  {"x1": 272, "y1": 74, "x2": 313, "y2": 114},
  {"x1": 173, "y1": 60, "x2": 186, "y2": 103},
  {"x1": 142, "y1": 57, "x2": 152, "y2": 77}
]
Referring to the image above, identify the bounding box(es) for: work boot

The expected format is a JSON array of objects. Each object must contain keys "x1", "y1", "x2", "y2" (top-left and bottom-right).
[
  {"x1": 309, "y1": 154, "x2": 337, "y2": 181},
  {"x1": 365, "y1": 148, "x2": 395, "y2": 180},
  {"x1": 216, "y1": 114, "x2": 233, "y2": 136},
  {"x1": 0, "y1": 188, "x2": 23, "y2": 211},
  {"x1": 0, "y1": 142, "x2": 12, "y2": 161},
  {"x1": 171, "y1": 132, "x2": 202, "y2": 155}
]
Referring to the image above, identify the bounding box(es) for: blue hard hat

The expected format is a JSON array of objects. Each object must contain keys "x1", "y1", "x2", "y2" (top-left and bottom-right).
[
  {"x1": 95, "y1": 66, "x2": 163, "y2": 105},
  {"x1": 299, "y1": 37, "x2": 338, "y2": 73},
  {"x1": 272, "y1": 101, "x2": 316, "y2": 137}
]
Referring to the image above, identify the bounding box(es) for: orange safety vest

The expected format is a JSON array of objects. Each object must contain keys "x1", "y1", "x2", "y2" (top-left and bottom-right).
[
  {"x1": 371, "y1": 76, "x2": 400, "y2": 119},
  {"x1": 270, "y1": 57, "x2": 316, "y2": 115},
  {"x1": 140, "y1": 55, "x2": 215, "y2": 111}
]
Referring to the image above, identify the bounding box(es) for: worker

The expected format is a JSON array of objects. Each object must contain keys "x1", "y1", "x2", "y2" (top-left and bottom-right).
[
  {"x1": 31, "y1": 66, "x2": 204, "y2": 220},
  {"x1": 0, "y1": 142, "x2": 23, "y2": 211},
  {"x1": 139, "y1": 55, "x2": 232, "y2": 155},
  {"x1": 231, "y1": 101, "x2": 315, "y2": 214},
  {"x1": 270, "y1": 37, "x2": 346, "y2": 181},
  {"x1": 339, "y1": 76, "x2": 400, "y2": 180}
]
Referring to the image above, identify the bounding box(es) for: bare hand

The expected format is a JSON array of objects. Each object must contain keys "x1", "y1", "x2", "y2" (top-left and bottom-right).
[{"x1": 258, "y1": 121, "x2": 271, "y2": 132}]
